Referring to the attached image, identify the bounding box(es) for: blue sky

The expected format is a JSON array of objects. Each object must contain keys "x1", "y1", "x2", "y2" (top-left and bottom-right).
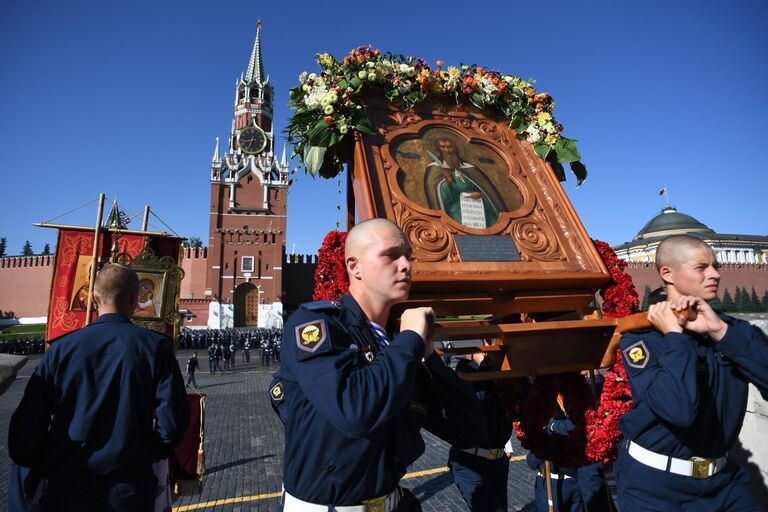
[{"x1": 1, "y1": 0, "x2": 766, "y2": 256}]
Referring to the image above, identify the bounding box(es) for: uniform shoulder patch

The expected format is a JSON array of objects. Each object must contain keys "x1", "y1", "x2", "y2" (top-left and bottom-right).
[
  {"x1": 270, "y1": 381, "x2": 284, "y2": 402},
  {"x1": 295, "y1": 319, "x2": 329, "y2": 354},
  {"x1": 623, "y1": 340, "x2": 651, "y2": 369}
]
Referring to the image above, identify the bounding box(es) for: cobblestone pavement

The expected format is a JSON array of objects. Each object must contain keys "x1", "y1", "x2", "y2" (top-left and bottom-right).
[{"x1": 0, "y1": 350, "x2": 537, "y2": 511}]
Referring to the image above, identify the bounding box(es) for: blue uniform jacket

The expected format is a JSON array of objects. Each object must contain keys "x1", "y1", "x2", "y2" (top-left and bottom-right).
[
  {"x1": 271, "y1": 294, "x2": 485, "y2": 506},
  {"x1": 618, "y1": 312, "x2": 768, "y2": 459},
  {"x1": 9, "y1": 313, "x2": 189, "y2": 480},
  {"x1": 452, "y1": 359, "x2": 512, "y2": 449}
]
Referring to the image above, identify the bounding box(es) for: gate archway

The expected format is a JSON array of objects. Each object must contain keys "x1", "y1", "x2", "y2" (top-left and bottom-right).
[{"x1": 234, "y1": 283, "x2": 259, "y2": 327}]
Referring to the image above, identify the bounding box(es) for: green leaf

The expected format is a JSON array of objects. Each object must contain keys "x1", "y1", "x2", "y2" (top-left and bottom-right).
[
  {"x1": 570, "y1": 161, "x2": 588, "y2": 187},
  {"x1": 303, "y1": 146, "x2": 327, "y2": 176},
  {"x1": 553, "y1": 138, "x2": 581, "y2": 163},
  {"x1": 470, "y1": 92, "x2": 485, "y2": 109},
  {"x1": 549, "y1": 159, "x2": 566, "y2": 182},
  {"x1": 534, "y1": 143, "x2": 551, "y2": 162},
  {"x1": 337, "y1": 80, "x2": 348, "y2": 90},
  {"x1": 349, "y1": 76, "x2": 362, "y2": 89},
  {"x1": 307, "y1": 120, "x2": 335, "y2": 147},
  {"x1": 509, "y1": 115, "x2": 525, "y2": 131},
  {"x1": 355, "y1": 116, "x2": 376, "y2": 135}
]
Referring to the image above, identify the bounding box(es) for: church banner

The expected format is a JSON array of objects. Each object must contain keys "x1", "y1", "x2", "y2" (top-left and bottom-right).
[{"x1": 46, "y1": 229, "x2": 184, "y2": 342}]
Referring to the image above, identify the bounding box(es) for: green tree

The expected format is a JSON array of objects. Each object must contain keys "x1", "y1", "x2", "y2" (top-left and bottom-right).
[
  {"x1": 749, "y1": 287, "x2": 763, "y2": 312},
  {"x1": 721, "y1": 288, "x2": 735, "y2": 311},
  {"x1": 42, "y1": 243, "x2": 51, "y2": 255},
  {"x1": 709, "y1": 293, "x2": 723, "y2": 311},
  {"x1": 0, "y1": 237, "x2": 6, "y2": 257},
  {"x1": 734, "y1": 286, "x2": 745, "y2": 312},
  {"x1": 640, "y1": 285, "x2": 651, "y2": 311},
  {"x1": 21, "y1": 241, "x2": 33, "y2": 256},
  {"x1": 762, "y1": 290, "x2": 768, "y2": 311},
  {"x1": 185, "y1": 237, "x2": 203, "y2": 248}
]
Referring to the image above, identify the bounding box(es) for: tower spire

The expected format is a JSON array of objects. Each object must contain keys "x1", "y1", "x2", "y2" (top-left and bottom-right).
[
  {"x1": 244, "y1": 20, "x2": 264, "y2": 85},
  {"x1": 212, "y1": 136, "x2": 220, "y2": 162}
]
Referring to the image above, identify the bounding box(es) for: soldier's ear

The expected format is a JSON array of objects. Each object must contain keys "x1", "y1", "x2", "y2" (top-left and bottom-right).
[
  {"x1": 346, "y1": 256, "x2": 360, "y2": 280},
  {"x1": 659, "y1": 265, "x2": 674, "y2": 287}
]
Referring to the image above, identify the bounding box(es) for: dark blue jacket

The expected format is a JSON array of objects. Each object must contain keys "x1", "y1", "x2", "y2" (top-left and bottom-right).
[
  {"x1": 270, "y1": 294, "x2": 484, "y2": 506},
  {"x1": 619, "y1": 313, "x2": 768, "y2": 459},
  {"x1": 452, "y1": 358, "x2": 511, "y2": 450},
  {"x1": 9, "y1": 313, "x2": 189, "y2": 480}
]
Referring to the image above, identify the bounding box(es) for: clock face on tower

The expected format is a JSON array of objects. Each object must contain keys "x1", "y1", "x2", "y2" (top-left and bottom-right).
[{"x1": 238, "y1": 126, "x2": 267, "y2": 155}]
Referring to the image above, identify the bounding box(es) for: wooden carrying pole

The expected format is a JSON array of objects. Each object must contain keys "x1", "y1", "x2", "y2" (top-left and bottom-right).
[
  {"x1": 84, "y1": 193, "x2": 106, "y2": 325},
  {"x1": 544, "y1": 460, "x2": 555, "y2": 512}
]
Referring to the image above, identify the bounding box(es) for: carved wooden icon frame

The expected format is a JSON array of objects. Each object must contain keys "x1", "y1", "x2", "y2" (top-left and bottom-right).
[{"x1": 349, "y1": 95, "x2": 610, "y2": 314}]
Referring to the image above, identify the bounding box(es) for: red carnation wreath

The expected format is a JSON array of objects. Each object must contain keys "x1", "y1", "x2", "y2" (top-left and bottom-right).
[
  {"x1": 509, "y1": 239, "x2": 639, "y2": 467},
  {"x1": 313, "y1": 230, "x2": 349, "y2": 301}
]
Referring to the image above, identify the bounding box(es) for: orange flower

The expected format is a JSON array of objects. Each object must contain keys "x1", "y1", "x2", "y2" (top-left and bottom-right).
[
  {"x1": 436, "y1": 60, "x2": 444, "y2": 69},
  {"x1": 343, "y1": 56, "x2": 352, "y2": 65},
  {"x1": 324, "y1": 116, "x2": 334, "y2": 123},
  {"x1": 525, "y1": 89, "x2": 535, "y2": 97},
  {"x1": 373, "y1": 49, "x2": 381, "y2": 56},
  {"x1": 357, "y1": 55, "x2": 365, "y2": 64}
]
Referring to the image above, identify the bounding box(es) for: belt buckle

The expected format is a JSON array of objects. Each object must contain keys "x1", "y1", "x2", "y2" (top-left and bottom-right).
[
  {"x1": 487, "y1": 448, "x2": 499, "y2": 460},
  {"x1": 362, "y1": 494, "x2": 386, "y2": 512},
  {"x1": 690, "y1": 457, "x2": 710, "y2": 479}
]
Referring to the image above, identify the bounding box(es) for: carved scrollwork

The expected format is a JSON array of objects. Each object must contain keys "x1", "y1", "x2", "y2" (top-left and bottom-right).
[
  {"x1": 511, "y1": 213, "x2": 563, "y2": 262},
  {"x1": 387, "y1": 111, "x2": 422, "y2": 129},
  {"x1": 393, "y1": 202, "x2": 458, "y2": 262},
  {"x1": 475, "y1": 119, "x2": 510, "y2": 145}
]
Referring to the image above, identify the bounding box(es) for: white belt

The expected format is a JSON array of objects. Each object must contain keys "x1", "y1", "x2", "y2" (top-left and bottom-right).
[
  {"x1": 283, "y1": 487, "x2": 402, "y2": 512},
  {"x1": 627, "y1": 441, "x2": 727, "y2": 479},
  {"x1": 461, "y1": 447, "x2": 507, "y2": 460},
  {"x1": 537, "y1": 471, "x2": 572, "y2": 480}
]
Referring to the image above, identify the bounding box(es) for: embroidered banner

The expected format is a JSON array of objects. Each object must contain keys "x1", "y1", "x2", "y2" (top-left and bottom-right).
[{"x1": 46, "y1": 230, "x2": 183, "y2": 342}]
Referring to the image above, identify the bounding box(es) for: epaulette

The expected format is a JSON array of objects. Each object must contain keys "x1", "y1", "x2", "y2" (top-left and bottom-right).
[{"x1": 299, "y1": 300, "x2": 342, "y2": 313}]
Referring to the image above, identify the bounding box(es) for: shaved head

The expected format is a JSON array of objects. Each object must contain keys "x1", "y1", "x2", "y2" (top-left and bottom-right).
[
  {"x1": 345, "y1": 219, "x2": 404, "y2": 260},
  {"x1": 93, "y1": 264, "x2": 139, "y2": 311},
  {"x1": 655, "y1": 235, "x2": 720, "y2": 300},
  {"x1": 344, "y1": 218, "x2": 412, "y2": 324},
  {"x1": 655, "y1": 235, "x2": 713, "y2": 271}
]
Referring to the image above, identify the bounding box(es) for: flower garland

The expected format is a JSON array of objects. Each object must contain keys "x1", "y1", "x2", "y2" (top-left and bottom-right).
[
  {"x1": 288, "y1": 46, "x2": 586, "y2": 183},
  {"x1": 513, "y1": 373, "x2": 595, "y2": 468},
  {"x1": 584, "y1": 239, "x2": 639, "y2": 464},
  {"x1": 312, "y1": 230, "x2": 349, "y2": 301},
  {"x1": 507, "y1": 239, "x2": 640, "y2": 467}
]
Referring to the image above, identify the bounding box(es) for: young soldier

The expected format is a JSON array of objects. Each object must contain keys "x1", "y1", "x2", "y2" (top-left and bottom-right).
[
  {"x1": 616, "y1": 235, "x2": 768, "y2": 511},
  {"x1": 270, "y1": 219, "x2": 483, "y2": 511}
]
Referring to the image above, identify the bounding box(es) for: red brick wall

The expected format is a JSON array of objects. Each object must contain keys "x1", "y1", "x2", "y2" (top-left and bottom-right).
[
  {"x1": 0, "y1": 256, "x2": 54, "y2": 318},
  {"x1": 626, "y1": 262, "x2": 768, "y2": 300},
  {"x1": 180, "y1": 247, "x2": 208, "y2": 300},
  {"x1": 179, "y1": 298, "x2": 211, "y2": 327}
]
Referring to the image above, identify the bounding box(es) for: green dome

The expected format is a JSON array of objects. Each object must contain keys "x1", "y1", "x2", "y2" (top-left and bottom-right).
[{"x1": 634, "y1": 206, "x2": 714, "y2": 241}]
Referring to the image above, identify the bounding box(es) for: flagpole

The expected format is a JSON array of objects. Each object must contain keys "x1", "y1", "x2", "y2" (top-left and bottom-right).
[
  {"x1": 142, "y1": 206, "x2": 150, "y2": 231},
  {"x1": 85, "y1": 193, "x2": 106, "y2": 325}
]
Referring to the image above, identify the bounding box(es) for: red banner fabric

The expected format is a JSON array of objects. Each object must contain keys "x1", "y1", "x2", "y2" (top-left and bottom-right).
[{"x1": 46, "y1": 229, "x2": 181, "y2": 342}]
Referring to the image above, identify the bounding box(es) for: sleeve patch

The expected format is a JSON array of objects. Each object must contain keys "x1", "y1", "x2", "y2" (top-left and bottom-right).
[
  {"x1": 270, "y1": 382, "x2": 284, "y2": 402},
  {"x1": 295, "y1": 319, "x2": 329, "y2": 354},
  {"x1": 623, "y1": 340, "x2": 651, "y2": 369}
]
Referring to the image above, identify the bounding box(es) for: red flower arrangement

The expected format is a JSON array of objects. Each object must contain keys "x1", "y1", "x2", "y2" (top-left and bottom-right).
[
  {"x1": 313, "y1": 230, "x2": 349, "y2": 301},
  {"x1": 514, "y1": 373, "x2": 595, "y2": 468},
  {"x1": 584, "y1": 239, "x2": 639, "y2": 464},
  {"x1": 507, "y1": 239, "x2": 640, "y2": 467}
]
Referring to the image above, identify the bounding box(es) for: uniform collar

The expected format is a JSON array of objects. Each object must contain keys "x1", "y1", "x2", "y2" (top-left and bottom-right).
[
  {"x1": 338, "y1": 294, "x2": 368, "y2": 327},
  {"x1": 92, "y1": 313, "x2": 133, "y2": 324}
]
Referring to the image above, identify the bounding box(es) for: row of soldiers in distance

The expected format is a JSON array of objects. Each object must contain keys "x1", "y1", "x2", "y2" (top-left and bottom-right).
[
  {"x1": 177, "y1": 327, "x2": 282, "y2": 351},
  {"x1": 0, "y1": 337, "x2": 45, "y2": 355}
]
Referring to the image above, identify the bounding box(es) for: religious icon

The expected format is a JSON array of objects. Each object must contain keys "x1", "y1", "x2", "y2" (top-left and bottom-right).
[
  {"x1": 392, "y1": 127, "x2": 523, "y2": 229},
  {"x1": 69, "y1": 256, "x2": 94, "y2": 311},
  {"x1": 133, "y1": 272, "x2": 165, "y2": 319}
]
